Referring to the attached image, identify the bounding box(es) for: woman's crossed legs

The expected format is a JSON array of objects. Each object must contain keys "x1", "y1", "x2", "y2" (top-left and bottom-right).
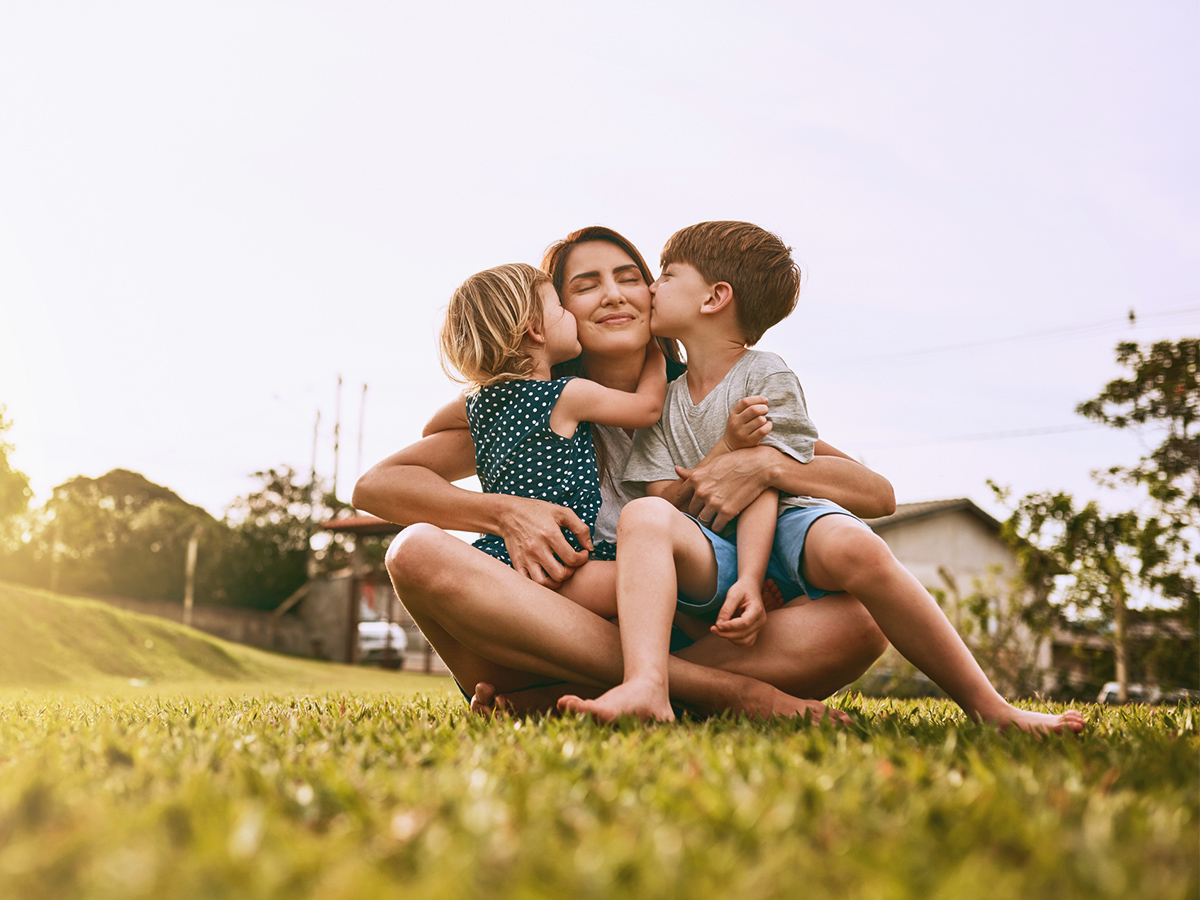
[{"x1": 385, "y1": 523, "x2": 886, "y2": 721}]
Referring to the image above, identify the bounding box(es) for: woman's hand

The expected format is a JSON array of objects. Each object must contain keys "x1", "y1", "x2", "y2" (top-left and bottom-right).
[
  {"x1": 672, "y1": 446, "x2": 776, "y2": 532},
  {"x1": 500, "y1": 496, "x2": 592, "y2": 589}
]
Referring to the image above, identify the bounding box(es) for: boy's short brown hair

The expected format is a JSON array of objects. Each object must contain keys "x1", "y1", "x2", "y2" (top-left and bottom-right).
[{"x1": 660, "y1": 221, "x2": 801, "y2": 344}]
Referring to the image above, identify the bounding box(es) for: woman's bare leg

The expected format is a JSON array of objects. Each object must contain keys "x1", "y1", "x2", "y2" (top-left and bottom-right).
[{"x1": 386, "y1": 525, "x2": 856, "y2": 720}]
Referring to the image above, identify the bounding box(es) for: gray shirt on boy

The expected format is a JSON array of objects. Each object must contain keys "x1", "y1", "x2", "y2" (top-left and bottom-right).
[{"x1": 623, "y1": 349, "x2": 835, "y2": 513}]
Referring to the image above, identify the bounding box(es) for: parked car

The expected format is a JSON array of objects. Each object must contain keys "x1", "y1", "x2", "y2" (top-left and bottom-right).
[
  {"x1": 357, "y1": 621, "x2": 408, "y2": 664},
  {"x1": 1096, "y1": 681, "x2": 1200, "y2": 705}
]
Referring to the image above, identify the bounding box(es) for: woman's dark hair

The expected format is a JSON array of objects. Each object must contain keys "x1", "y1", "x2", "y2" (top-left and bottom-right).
[{"x1": 542, "y1": 226, "x2": 684, "y2": 486}]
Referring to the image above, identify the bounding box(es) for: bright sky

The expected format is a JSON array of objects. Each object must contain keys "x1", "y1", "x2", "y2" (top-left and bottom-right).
[{"x1": 1, "y1": 2, "x2": 1197, "y2": 523}]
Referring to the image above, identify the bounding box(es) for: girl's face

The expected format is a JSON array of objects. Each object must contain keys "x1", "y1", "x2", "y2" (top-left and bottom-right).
[
  {"x1": 539, "y1": 282, "x2": 581, "y2": 365},
  {"x1": 558, "y1": 241, "x2": 653, "y2": 360}
]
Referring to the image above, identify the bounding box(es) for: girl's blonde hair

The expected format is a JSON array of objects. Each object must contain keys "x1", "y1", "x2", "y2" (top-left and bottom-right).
[{"x1": 439, "y1": 263, "x2": 551, "y2": 390}]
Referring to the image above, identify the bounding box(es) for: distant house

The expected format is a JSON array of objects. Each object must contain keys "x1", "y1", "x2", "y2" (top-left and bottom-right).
[{"x1": 863, "y1": 498, "x2": 1053, "y2": 693}]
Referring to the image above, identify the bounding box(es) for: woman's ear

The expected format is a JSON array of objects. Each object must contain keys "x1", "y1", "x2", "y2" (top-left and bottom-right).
[{"x1": 700, "y1": 281, "x2": 734, "y2": 315}]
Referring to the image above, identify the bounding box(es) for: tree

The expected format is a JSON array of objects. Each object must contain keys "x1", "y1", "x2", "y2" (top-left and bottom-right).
[
  {"x1": 993, "y1": 339, "x2": 1199, "y2": 700},
  {"x1": 4, "y1": 469, "x2": 220, "y2": 601},
  {"x1": 218, "y1": 467, "x2": 354, "y2": 609},
  {"x1": 1077, "y1": 338, "x2": 1199, "y2": 532},
  {"x1": 0, "y1": 406, "x2": 32, "y2": 541}
]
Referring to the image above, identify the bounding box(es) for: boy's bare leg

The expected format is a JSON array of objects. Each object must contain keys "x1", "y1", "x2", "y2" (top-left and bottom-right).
[
  {"x1": 390, "y1": 523, "x2": 850, "y2": 722},
  {"x1": 557, "y1": 497, "x2": 846, "y2": 724},
  {"x1": 558, "y1": 497, "x2": 716, "y2": 722},
  {"x1": 801, "y1": 515, "x2": 1085, "y2": 735}
]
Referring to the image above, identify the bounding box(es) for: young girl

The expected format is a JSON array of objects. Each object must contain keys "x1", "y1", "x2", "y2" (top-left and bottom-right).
[{"x1": 433, "y1": 262, "x2": 666, "y2": 616}]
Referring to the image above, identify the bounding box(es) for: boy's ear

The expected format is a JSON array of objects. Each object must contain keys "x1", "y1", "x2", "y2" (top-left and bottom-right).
[{"x1": 700, "y1": 281, "x2": 735, "y2": 316}]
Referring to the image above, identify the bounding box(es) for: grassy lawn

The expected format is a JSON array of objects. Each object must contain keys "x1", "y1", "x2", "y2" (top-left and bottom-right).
[
  {"x1": 0, "y1": 583, "x2": 1195, "y2": 899},
  {"x1": 0, "y1": 692, "x2": 1194, "y2": 900}
]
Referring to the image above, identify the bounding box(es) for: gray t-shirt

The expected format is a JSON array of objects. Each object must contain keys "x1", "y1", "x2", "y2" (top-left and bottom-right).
[
  {"x1": 623, "y1": 349, "x2": 834, "y2": 512},
  {"x1": 594, "y1": 423, "x2": 635, "y2": 544}
]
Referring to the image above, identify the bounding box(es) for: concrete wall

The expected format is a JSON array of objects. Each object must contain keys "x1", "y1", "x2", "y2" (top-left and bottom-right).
[{"x1": 101, "y1": 597, "x2": 313, "y2": 657}]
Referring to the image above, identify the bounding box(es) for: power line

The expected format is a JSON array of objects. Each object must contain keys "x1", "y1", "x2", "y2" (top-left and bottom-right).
[
  {"x1": 853, "y1": 423, "x2": 1107, "y2": 449},
  {"x1": 844, "y1": 306, "x2": 1200, "y2": 365}
]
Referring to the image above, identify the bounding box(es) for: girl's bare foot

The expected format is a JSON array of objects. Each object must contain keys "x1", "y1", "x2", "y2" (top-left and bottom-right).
[{"x1": 558, "y1": 680, "x2": 676, "y2": 723}]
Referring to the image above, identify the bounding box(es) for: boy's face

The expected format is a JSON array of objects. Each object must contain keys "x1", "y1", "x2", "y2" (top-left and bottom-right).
[{"x1": 648, "y1": 261, "x2": 711, "y2": 338}]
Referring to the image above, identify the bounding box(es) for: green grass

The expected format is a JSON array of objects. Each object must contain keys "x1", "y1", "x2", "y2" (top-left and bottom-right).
[
  {"x1": 0, "y1": 581, "x2": 453, "y2": 699},
  {"x1": 0, "y1": 584, "x2": 1195, "y2": 899}
]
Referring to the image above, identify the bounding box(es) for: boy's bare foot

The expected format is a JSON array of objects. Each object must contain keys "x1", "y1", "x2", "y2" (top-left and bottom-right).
[
  {"x1": 558, "y1": 680, "x2": 676, "y2": 723},
  {"x1": 987, "y1": 705, "x2": 1086, "y2": 736}
]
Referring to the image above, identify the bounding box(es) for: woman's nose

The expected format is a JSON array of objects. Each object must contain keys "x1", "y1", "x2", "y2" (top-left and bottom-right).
[{"x1": 600, "y1": 279, "x2": 624, "y2": 305}]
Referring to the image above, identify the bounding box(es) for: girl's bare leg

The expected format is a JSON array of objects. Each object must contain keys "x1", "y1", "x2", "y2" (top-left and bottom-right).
[
  {"x1": 801, "y1": 516, "x2": 1085, "y2": 735},
  {"x1": 386, "y1": 524, "x2": 860, "y2": 721}
]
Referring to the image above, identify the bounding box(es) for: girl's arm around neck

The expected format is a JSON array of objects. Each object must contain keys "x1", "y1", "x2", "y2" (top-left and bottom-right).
[{"x1": 549, "y1": 342, "x2": 666, "y2": 436}]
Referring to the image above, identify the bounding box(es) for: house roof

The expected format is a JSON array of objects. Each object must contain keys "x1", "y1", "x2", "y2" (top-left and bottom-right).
[
  {"x1": 864, "y1": 498, "x2": 1003, "y2": 532},
  {"x1": 319, "y1": 514, "x2": 403, "y2": 535}
]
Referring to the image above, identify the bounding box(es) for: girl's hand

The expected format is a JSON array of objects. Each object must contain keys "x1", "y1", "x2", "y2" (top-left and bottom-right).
[
  {"x1": 719, "y1": 396, "x2": 772, "y2": 452},
  {"x1": 710, "y1": 580, "x2": 767, "y2": 647},
  {"x1": 501, "y1": 497, "x2": 591, "y2": 589}
]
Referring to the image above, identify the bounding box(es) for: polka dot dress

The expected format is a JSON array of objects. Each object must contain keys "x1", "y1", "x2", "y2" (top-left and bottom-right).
[{"x1": 466, "y1": 377, "x2": 600, "y2": 567}]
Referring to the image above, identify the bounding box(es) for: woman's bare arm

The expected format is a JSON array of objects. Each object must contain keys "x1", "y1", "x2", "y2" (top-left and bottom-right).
[
  {"x1": 672, "y1": 440, "x2": 896, "y2": 531},
  {"x1": 352, "y1": 429, "x2": 591, "y2": 585}
]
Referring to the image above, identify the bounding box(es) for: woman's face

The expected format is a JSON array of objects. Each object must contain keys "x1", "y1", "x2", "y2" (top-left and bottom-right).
[{"x1": 558, "y1": 241, "x2": 653, "y2": 360}]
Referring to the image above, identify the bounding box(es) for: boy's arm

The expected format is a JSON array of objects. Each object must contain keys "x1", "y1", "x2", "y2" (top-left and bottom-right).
[
  {"x1": 422, "y1": 395, "x2": 469, "y2": 437},
  {"x1": 550, "y1": 341, "x2": 666, "y2": 435},
  {"x1": 646, "y1": 395, "x2": 770, "y2": 508},
  {"x1": 674, "y1": 441, "x2": 896, "y2": 529},
  {"x1": 710, "y1": 488, "x2": 776, "y2": 646},
  {"x1": 352, "y1": 429, "x2": 591, "y2": 586}
]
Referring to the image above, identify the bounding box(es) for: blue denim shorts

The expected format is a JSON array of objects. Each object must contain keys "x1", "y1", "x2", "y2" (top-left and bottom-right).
[{"x1": 677, "y1": 503, "x2": 861, "y2": 620}]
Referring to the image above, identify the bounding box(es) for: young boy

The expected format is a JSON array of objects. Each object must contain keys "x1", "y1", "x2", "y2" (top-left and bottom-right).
[{"x1": 559, "y1": 221, "x2": 1085, "y2": 735}]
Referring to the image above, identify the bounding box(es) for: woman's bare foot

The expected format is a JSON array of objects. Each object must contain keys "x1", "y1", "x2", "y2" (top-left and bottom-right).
[
  {"x1": 737, "y1": 685, "x2": 851, "y2": 725},
  {"x1": 558, "y1": 680, "x2": 676, "y2": 723},
  {"x1": 470, "y1": 681, "x2": 606, "y2": 717},
  {"x1": 469, "y1": 682, "x2": 511, "y2": 716},
  {"x1": 986, "y1": 704, "x2": 1086, "y2": 736}
]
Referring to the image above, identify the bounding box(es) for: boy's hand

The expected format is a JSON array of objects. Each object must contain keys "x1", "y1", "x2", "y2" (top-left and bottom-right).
[
  {"x1": 719, "y1": 396, "x2": 772, "y2": 453},
  {"x1": 711, "y1": 580, "x2": 767, "y2": 646},
  {"x1": 762, "y1": 577, "x2": 785, "y2": 612}
]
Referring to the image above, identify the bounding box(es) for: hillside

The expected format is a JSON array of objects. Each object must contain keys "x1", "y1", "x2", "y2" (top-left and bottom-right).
[{"x1": 0, "y1": 581, "x2": 447, "y2": 697}]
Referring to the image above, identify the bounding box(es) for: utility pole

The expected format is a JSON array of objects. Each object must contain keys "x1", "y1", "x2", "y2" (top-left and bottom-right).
[
  {"x1": 183, "y1": 524, "x2": 201, "y2": 627},
  {"x1": 356, "y1": 382, "x2": 368, "y2": 508},
  {"x1": 332, "y1": 375, "x2": 343, "y2": 502},
  {"x1": 306, "y1": 409, "x2": 321, "y2": 577}
]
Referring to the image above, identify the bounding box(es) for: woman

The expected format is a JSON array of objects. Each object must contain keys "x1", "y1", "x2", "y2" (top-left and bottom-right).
[{"x1": 353, "y1": 226, "x2": 894, "y2": 718}]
